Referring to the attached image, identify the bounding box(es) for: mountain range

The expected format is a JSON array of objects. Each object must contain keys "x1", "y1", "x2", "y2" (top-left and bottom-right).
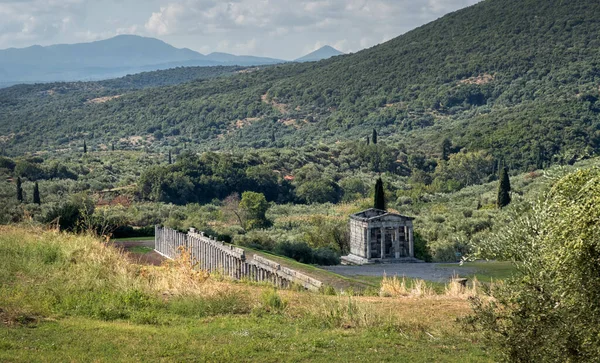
[
  {"x1": 0, "y1": 35, "x2": 343, "y2": 84},
  {"x1": 1, "y1": 0, "x2": 599, "y2": 173}
]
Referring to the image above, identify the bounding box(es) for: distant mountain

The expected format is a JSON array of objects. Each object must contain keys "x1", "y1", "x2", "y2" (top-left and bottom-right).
[
  {"x1": 4, "y1": 0, "x2": 600, "y2": 174},
  {"x1": 204, "y1": 52, "x2": 285, "y2": 66},
  {"x1": 295, "y1": 46, "x2": 344, "y2": 62},
  {"x1": 0, "y1": 35, "x2": 285, "y2": 84}
]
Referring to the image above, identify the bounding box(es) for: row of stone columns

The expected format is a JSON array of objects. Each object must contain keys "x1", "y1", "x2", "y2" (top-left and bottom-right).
[
  {"x1": 363, "y1": 224, "x2": 414, "y2": 259},
  {"x1": 155, "y1": 226, "x2": 316, "y2": 289}
]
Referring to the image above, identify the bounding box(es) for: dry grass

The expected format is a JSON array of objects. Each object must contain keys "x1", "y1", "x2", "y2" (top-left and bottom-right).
[{"x1": 379, "y1": 274, "x2": 435, "y2": 298}]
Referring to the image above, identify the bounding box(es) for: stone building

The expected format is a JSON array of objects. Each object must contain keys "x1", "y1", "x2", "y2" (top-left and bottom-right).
[{"x1": 342, "y1": 209, "x2": 417, "y2": 265}]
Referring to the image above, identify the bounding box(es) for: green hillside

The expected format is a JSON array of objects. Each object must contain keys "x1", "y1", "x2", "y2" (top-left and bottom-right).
[{"x1": 1, "y1": 0, "x2": 600, "y2": 171}]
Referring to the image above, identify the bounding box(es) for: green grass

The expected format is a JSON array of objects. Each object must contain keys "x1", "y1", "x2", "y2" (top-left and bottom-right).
[
  {"x1": 0, "y1": 226, "x2": 497, "y2": 362},
  {"x1": 0, "y1": 315, "x2": 493, "y2": 362},
  {"x1": 126, "y1": 246, "x2": 154, "y2": 254},
  {"x1": 112, "y1": 236, "x2": 155, "y2": 241},
  {"x1": 437, "y1": 261, "x2": 517, "y2": 283}
]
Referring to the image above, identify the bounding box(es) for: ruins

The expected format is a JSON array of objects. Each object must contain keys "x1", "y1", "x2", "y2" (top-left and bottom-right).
[{"x1": 342, "y1": 208, "x2": 418, "y2": 265}]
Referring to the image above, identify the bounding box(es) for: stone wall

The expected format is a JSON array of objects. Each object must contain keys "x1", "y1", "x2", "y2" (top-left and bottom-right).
[
  {"x1": 349, "y1": 219, "x2": 368, "y2": 258},
  {"x1": 155, "y1": 226, "x2": 323, "y2": 291}
]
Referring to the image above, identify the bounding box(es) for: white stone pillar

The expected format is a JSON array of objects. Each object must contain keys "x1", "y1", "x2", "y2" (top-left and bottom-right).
[
  {"x1": 408, "y1": 223, "x2": 414, "y2": 258},
  {"x1": 380, "y1": 227, "x2": 385, "y2": 259},
  {"x1": 394, "y1": 228, "x2": 400, "y2": 259},
  {"x1": 365, "y1": 227, "x2": 371, "y2": 259}
]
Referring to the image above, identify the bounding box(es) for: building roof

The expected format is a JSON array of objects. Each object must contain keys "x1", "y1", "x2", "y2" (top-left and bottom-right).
[{"x1": 350, "y1": 208, "x2": 414, "y2": 222}]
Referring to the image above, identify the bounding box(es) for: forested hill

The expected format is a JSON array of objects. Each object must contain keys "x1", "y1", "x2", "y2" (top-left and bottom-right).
[{"x1": 2, "y1": 0, "x2": 600, "y2": 171}]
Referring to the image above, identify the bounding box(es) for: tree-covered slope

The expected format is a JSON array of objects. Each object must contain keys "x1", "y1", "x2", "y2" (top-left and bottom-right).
[{"x1": 1, "y1": 0, "x2": 599, "y2": 171}]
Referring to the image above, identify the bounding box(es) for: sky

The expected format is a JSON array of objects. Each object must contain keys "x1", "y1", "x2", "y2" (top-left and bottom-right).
[{"x1": 0, "y1": 0, "x2": 482, "y2": 60}]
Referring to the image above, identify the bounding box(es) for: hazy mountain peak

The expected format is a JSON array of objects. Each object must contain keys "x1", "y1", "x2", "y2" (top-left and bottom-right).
[{"x1": 295, "y1": 46, "x2": 344, "y2": 62}]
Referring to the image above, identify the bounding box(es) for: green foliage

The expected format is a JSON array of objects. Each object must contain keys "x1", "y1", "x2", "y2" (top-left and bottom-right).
[
  {"x1": 239, "y1": 191, "x2": 270, "y2": 230},
  {"x1": 16, "y1": 177, "x2": 23, "y2": 203},
  {"x1": 32, "y1": 182, "x2": 40, "y2": 205},
  {"x1": 374, "y1": 178, "x2": 385, "y2": 210},
  {"x1": 2, "y1": 0, "x2": 600, "y2": 178},
  {"x1": 469, "y1": 168, "x2": 600, "y2": 361},
  {"x1": 496, "y1": 167, "x2": 511, "y2": 208},
  {"x1": 258, "y1": 289, "x2": 288, "y2": 314},
  {"x1": 274, "y1": 242, "x2": 340, "y2": 266},
  {"x1": 296, "y1": 178, "x2": 341, "y2": 204}
]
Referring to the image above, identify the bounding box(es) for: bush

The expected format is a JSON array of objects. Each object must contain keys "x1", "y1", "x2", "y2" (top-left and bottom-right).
[
  {"x1": 312, "y1": 247, "x2": 340, "y2": 265},
  {"x1": 468, "y1": 169, "x2": 600, "y2": 362},
  {"x1": 112, "y1": 225, "x2": 155, "y2": 238},
  {"x1": 234, "y1": 230, "x2": 276, "y2": 251},
  {"x1": 274, "y1": 241, "x2": 314, "y2": 264},
  {"x1": 274, "y1": 242, "x2": 340, "y2": 266}
]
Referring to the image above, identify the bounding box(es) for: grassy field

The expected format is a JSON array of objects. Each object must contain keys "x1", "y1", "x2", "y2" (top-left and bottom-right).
[
  {"x1": 113, "y1": 236, "x2": 155, "y2": 242},
  {"x1": 0, "y1": 226, "x2": 496, "y2": 362},
  {"x1": 438, "y1": 261, "x2": 517, "y2": 283},
  {"x1": 126, "y1": 245, "x2": 155, "y2": 254}
]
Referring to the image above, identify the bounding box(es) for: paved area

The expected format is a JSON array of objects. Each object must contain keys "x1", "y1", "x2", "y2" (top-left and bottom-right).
[{"x1": 322, "y1": 263, "x2": 475, "y2": 283}]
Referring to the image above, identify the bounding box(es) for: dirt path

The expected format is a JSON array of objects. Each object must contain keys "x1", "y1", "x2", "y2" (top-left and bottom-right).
[{"x1": 322, "y1": 263, "x2": 476, "y2": 283}]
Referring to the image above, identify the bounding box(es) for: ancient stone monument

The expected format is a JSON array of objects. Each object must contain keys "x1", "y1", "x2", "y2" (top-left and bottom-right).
[{"x1": 342, "y1": 208, "x2": 418, "y2": 265}]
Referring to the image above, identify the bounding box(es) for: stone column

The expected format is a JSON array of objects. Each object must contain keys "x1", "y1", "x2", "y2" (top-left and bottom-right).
[
  {"x1": 394, "y1": 228, "x2": 400, "y2": 259},
  {"x1": 365, "y1": 227, "x2": 371, "y2": 259},
  {"x1": 408, "y1": 223, "x2": 414, "y2": 258},
  {"x1": 380, "y1": 227, "x2": 386, "y2": 259}
]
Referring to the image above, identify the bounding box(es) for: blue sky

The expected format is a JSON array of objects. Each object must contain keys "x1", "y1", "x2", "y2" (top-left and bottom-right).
[{"x1": 0, "y1": 0, "x2": 481, "y2": 60}]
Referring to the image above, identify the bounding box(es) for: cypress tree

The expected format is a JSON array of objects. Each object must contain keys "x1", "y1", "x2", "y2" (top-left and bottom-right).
[
  {"x1": 168, "y1": 150, "x2": 172, "y2": 165},
  {"x1": 441, "y1": 138, "x2": 452, "y2": 161},
  {"x1": 33, "y1": 182, "x2": 41, "y2": 205},
  {"x1": 83, "y1": 140, "x2": 87, "y2": 154},
  {"x1": 111, "y1": 143, "x2": 115, "y2": 151},
  {"x1": 372, "y1": 129, "x2": 378, "y2": 145},
  {"x1": 271, "y1": 130, "x2": 276, "y2": 143},
  {"x1": 16, "y1": 177, "x2": 23, "y2": 203},
  {"x1": 374, "y1": 177, "x2": 386, "y2": 211},
  {"x1": 366, "y1": 135, "x2": 370, "y2": 145},
  {"x1": 497, "y1": 167, "x2": 512, "y2": 208}
]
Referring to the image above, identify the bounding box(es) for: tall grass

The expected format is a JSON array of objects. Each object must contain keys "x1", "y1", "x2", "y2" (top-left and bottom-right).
[
  {"x1": 379, "y1": 274, "x2": 481, "y2": 299},
  {"x1": 379, "y1": 274, "x2": 435, "y2": 297},
  {"x1": 0, "y1": 226, "x2": 249, "y2": 325}
]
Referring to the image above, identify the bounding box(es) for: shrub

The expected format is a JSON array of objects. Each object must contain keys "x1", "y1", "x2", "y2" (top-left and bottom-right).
[
  {"x1": 468, "y1": 168, "x2": 600, "y2": 362},
  {"x1": 234, "y1": 230, "x2": 276, "y2": 251},
  {"x1": 274, "y1": 241, "x2": 314, "y2": 264},
  {"x1": 312, "y1": 247, "x2": 341, "y2": 265},
  {"x1": 257, "y1": 289, "x2": 287, "y2": 314}
]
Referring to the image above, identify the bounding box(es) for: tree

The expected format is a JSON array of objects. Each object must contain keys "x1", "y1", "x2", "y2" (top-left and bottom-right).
[
  {"x1": 223, "y1": 193, "x2": 245, "y2": 229},
  {"x1": 33, "y1": 181, "x2": 40, "y2": 205},
  {"x1": 497, "y1": 167, "x2": 511, "y2": 208},
  {"x1": 470, "y1": 168, "x2": 600, "y2": 361},
  {"x1": 374, "y1": 177, "x2": 386, "y2": 210},
  {"x1": 271, "y1": 130, "x2": 276, "y2": 143},
  {"x1": 372, "y1": 129, "x2": 378, "y2": 145},
  {"x1": 111, "y1": 143, "x2": 115, "y2": 151},
  {"x1": 168, "y1": 150, "x2": 172, "y2": 165},
  {"x1": 83, "y1": 140, "x2": 87, "y2": 154},
  {"x1": 16, "y1": 177, "x2": 23, "y2": 203},
  {"x1": 296, "y1": 179, "x2": 341, "y2": 204},
  {"x1": 239, "y1": 191, "x2": 270, "y2": 230},
  {"x1": 366, "y1": 135, "x2": 370, "y2": 145},
  {"x1": 441, "y1": 138, "x2": 452, "y2": 161}
]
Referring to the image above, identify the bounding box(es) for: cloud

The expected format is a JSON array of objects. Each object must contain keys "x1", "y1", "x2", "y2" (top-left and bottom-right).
[
  {"x1": 142, "y1": 0, "x2": 483, "y2": 57},
  {"x1": 0, "y1": 0, "x2": 484, "y2": 59}
]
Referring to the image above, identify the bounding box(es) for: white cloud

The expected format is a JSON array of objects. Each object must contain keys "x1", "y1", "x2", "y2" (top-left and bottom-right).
[{"x1": 0, "y1": 0, "x2": 484, "y2": 59}]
